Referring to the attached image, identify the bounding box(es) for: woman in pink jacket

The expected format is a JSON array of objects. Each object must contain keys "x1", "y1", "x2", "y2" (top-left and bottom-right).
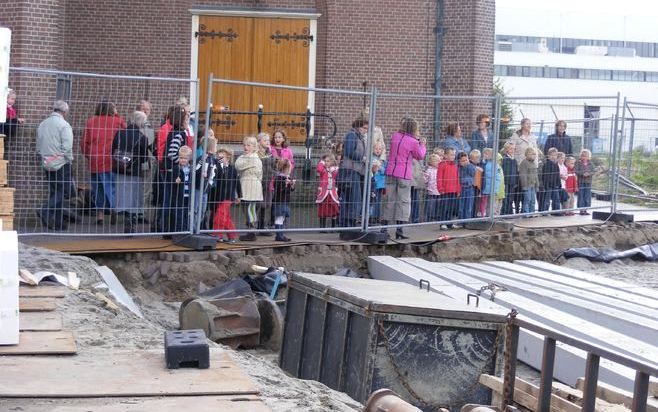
[{"x1": 382, "y1": 117, "x2": 427, "y2": 239}]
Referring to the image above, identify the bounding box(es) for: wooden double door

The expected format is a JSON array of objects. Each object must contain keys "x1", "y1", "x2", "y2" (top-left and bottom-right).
[{"x1": 197, "y1": 15, "x2": 312, "y2": 143}]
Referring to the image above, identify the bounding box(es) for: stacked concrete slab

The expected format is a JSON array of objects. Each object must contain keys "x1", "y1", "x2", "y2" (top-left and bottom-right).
[{"x1": 367, "y1": 256, "x2": 658, "y2": 391}]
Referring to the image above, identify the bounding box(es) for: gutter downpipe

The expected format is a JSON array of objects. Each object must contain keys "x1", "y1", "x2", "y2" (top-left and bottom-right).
[{"x1": 432, "y1": 0, "x2": 445, "y2": 145}]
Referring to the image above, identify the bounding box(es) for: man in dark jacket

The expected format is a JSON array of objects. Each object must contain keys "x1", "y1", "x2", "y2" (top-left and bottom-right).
[{"x1": 337, "y1": 117, "x2": 368, "y2": 228}]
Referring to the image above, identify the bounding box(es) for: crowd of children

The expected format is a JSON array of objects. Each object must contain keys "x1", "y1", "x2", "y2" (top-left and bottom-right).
[{"x1": 4, "y1": 86, "x2": 601, "y2": 238}]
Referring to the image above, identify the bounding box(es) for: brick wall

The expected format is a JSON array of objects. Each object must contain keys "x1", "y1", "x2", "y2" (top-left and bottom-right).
[{"x1": 0, "y1": 0, "x2": 495, "y2": 228}]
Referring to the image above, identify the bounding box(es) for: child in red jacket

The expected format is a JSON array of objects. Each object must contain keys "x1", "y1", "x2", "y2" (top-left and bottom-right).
[
  {"x1": 437, "y1": 148, "x2": 461, "y2": 229},
  {"x1": 564, "y1": 156, "x2": 578, "y2": 215}
]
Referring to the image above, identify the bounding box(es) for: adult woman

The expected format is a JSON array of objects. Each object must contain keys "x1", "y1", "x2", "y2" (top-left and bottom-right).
[
  {"x1": 382, "y1": 117, "x2": 427, "y2": 239},
  {"x1": 509, "y1": 118, "x2": 539, "y2": 213},
  {"x1": 510, "y1": 118, "x2": 539, "y2": 166},
  {"x1": 112, "y1": 111, "x2": 149, "y2": 233},
  {"x1": 470, "y1": 114, "x2": 493, "y2": 152},
  {"x1": 81, "y1": 101, "x2": 127, "y2": 224},
  {"x1": 337, "y1": 117, "x2": 368, "y2": 228},
  {"x1": 543, "y1": 120, "x2": 572, "y2": 156},
  {"x1": 442, "y1": 122, "x2": 471, "y2": 155}
]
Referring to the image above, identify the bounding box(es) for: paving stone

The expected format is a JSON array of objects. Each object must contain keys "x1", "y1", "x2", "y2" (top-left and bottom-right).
[{"x1": 160, "y1": 261, "x2": 171, "y2": 276}]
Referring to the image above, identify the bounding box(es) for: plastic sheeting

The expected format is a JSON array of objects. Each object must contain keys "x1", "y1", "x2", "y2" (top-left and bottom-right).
[{"x1": 563, "y1": 243, "x2": 658, "y2": 262}]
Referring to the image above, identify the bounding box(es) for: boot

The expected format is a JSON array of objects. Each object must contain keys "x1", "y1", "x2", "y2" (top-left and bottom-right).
[
  {"x1": 319, "y1": 218, "x2": 327, "y2": 233},
  {"x1": 274, "y1": 224, "x2": 290, "y2": 242},
  {"x1": 239, "y1": 224, "x2": 257, "y2": 241},
  {"x1": 395, "y1": 221, "x2": 409, "y2": 240},
  {"x1": 379, "y1": 219, "x2": 388, "y2": 234},
  {"x1": 124, "y1": 213, "x2": 136, "y2": 234},
  {"x1": 331, "y1": 217, "x2": 337, "y2": 228}
]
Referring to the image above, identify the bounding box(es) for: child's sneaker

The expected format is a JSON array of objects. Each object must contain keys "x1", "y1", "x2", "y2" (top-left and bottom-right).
[
  {"x1": 227, "y1": 238, "x2": 237, "y2": 244},
  {"x1": 440, "y1": 224, "x2": 448, "y2": 230}
]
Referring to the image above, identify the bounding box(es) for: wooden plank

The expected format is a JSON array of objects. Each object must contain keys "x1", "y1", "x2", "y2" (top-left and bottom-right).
[
  {"x1": 0, "y1": 395, "x2": 271, "y2": 412},
  {"x1": 479, "y1": 374, "x2": 568, "y2": 412},
  {"x1": 0, "y1": 159, "x2": 7, "y2": 186},
  {"x1": 0, "y1": 214, "x2": 13, "y2": 231},
  {"x1": 0, "y1": 331, "x2": 76, "y2": 355},
  {"x1": 19, "y1": 286, "x2": 67, "y2": 298},
  {"x1": 19, "y1": 298, "x2": 57, "y2": 312},
  {"x1": 576, "y1": 378, "x2": 658, "y2": 412},
  {"x1": 0, "y1": 350, "x2": 258, "y2": 397},
  {"x1": 19, "y1": 312, "x2": 63, "y2": 331},
  {"x1": 0, "y1": 187, "x2": 14, "y2": 214},
  {"x1": 651, "y1": 380, "x2": 657, "y2": 398}
]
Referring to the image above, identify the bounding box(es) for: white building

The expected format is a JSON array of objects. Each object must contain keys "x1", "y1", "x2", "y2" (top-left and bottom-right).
[{"x1": 495, "y1": 2, "x2": 658, "y2": 153}]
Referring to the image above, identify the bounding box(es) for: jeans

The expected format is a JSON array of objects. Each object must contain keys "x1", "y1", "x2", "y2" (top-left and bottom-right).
[
  {"x1": 337, "y1": 169, "x2": 363, "y2": 227},
  {"x1": 458, "y1": 186, "x2": 474, "y2": 220},
  {"x1": 41, "y1": 164, "x2": 74, "y2": 229},
  {"x1": 522, "y1": 187, "x2": 536, "y2": 214},
  {"x1": 410, "y1": 187, "x2": 421, "y2": 223},
  {"x1": 424, "y1": 194, "x2": 441, "y2": 221},
  {"x1": 193, "y1": 189, "x2": 208, "y2": 230},
  {"x1": 501, "y1": 188, "x2": 515, "y2": 215},
  {"x1": 543, "y1": 188, "x2": 562, "y2": 212},
  {"x1": 577, "y1": 184, "x2": 592, "y2": 208},
  {"x1": 370, "y1": 187, "x2": 384, "y2": 220},
  {"x1": 439, "y1": 193, "x2": 458, "y2": 223},
  {"x1": 90, "y1": 172, "x2": 116, "y2": 211}
]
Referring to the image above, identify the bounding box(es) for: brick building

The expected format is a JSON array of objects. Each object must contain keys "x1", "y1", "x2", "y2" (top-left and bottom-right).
[{"x1": 1, "y1": 0, "x2": 495, "y2": 227}]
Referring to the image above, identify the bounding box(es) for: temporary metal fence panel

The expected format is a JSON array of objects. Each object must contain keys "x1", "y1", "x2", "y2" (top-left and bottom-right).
[
  {"x1": 2, "y1": 67, "x2": 628, "y2": 238},
  {"x1": 5, "y1": 67, "x2": 200, "y2": 236},
  {"x1": 492, "y1": 96, "x2": 620, "y2": 220},
  {"x1": 198, "y1": 75, "x2": 373, "y2": 240},
  {"x1": 368, "y1": 92, "x2": 499, "y2": 234},
  {"x1": 615, "y1": 100, "x2": 658, "y2": 214}
]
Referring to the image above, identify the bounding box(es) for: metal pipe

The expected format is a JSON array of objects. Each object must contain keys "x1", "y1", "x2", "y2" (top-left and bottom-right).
[
  {"x1": 612, "y1": 95, "x2": 625, "y2": 214},
  {"x1": 9, "y1": 66, "x2": 199, "y2": 83},
  {"x1": 212, "y1": 77, "x2": 370, "y2": 96},
  {"x1": 364, "y1": 389, "x2": 423, "y2": 412},
  {"x1": 432, "y1": 0, "x2": 445, "y2": 143},
  {"x1": 490, "y1": 94, "x2": 503, "y2": 221},
  {"x1": 626, "y1": 118, "x2": 635, "y2": 177},
  {"x1": 194, "y1": 73, "x2": 214, "y2": 234},
  {"x1": 361, "y1": 88, "x2": 378, "y2": 232}
]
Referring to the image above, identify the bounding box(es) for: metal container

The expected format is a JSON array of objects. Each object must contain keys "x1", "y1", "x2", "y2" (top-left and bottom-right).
[{"x1": 279, "y1": 273, "x2": 508, "y2": 411}]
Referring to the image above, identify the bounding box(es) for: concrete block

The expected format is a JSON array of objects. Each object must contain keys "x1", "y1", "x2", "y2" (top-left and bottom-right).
[
  {"x1": 226, "y1": 251, "x2": 245, "y2": 260},
  {"x1": 164, "y1": 329, "x2": 209, "y2": 369},
  {"x1": 173, "y1": 254, "x2": 185, "y2": 263},
  {"x1": 160, "y1": 262, "x2": 171, "y2": 276},
  {"x1": 592, "y1": 211, "x2": 634, "y2": 223},
  {"x1": 292, "y1": 246, "x2": 306, "y2": 256}
]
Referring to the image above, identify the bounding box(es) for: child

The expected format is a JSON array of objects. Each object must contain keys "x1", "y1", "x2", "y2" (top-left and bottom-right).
[
  {"x1": 501, "y1": 142, "x2": 519, "y2": 215},
  {"x1": 272, "y1": 158, "x2": 295, "y2": 242},
  {"x1": 480, "y1": 148, "x2": 497, "y2": 217},
  {"x1": 540, "y1": 147, "x2": 561, "y2": 213},
  {"x1": 257, "y1": 132, "x2": 275, "y2": 232},
  {"x1": 211, "y1": 147, "x2": 241, "y2": 243},
  {"x1": 316, "y1": 153, "x2": 340, "y2": 229},
  {"x1": 565, "y1": 156, "x2": 578, "y2": 215},
  {"x1": 437, "y1": 148, "x2": 460, "y2": 229},
  {"x1": 575, "y1": 149, "x2": 594, "y2": 215},
  {"x1": 432, "y1": 147, "x2": 445, "y2": 158},
  {"x1": 423, "y1": 153, "x2": 441, "y2": 222},
  {"x1": 235, "y1": 136, "x2": 263, "y2": 241},
  {"x1": 557, "y1": 152, "x2": 569, "y2": 211},
  {"x1": 457, "y1": 152, "x2": 476, "y2": 223},
  {"x1": 171, "y1": 145, "x2": 193, "y2": 232},
  {"x1": 495, "y1": 153, "x2": 507, "y2": 215},
  {"x1": 2, "y1": 89, "x2": 25, "y2": 141},
  {"x1": 271, "y1": 129, "x2": 295, "y2": 172},
  {"x1": 518, "y1": 147, "x2": 539, "y2": 214},
  {"x1": 370, "y1": 140, "x2": 387, "y2": 224},
  {"x1": 469, "y1": 150, "x2": 483, "y2": 217},
  {"x1": 193, "y1": 136, "x2": 218, "y2": 230}
]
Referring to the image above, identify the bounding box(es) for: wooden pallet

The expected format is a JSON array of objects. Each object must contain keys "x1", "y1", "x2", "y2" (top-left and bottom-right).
[
  {"x1": 19, "y1": 286, "x2": 67, "y2": 298},
  {"x1": 0, "y1": 350, "x2": 258, "y2": 397},
  {"x1": 0, "y1": 331, "x2": 76, "y2": 355},
  {"x1": 19, "y1": 312, "x2": 63, "y2": 331},
  {"x1": 1, "y1": 214, "x2": 13, "y2": 231},
  {"x1": 0, "y1": 136, "x2": 4, "y2": 159},
  {"x1": 19, "y1": 298, "x2": 58, "y2": 312}
]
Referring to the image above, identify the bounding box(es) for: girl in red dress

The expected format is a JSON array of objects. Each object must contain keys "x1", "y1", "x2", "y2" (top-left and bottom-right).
[{"x1": 316, "y1": 153, "x2": 339, "y2": 229}]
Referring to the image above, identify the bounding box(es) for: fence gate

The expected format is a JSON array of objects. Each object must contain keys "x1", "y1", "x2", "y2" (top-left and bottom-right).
[{"x1": 196, "y1": 15, "x2": 313, "y2": 142}]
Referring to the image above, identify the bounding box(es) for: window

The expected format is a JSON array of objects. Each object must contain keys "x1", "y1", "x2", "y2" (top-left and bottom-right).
[{"x1": 56, "y1": 75, "x2": 72, "y2": 101}]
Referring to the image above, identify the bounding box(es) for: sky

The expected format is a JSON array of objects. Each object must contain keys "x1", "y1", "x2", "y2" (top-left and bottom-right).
[{"x1": 496, "y1": 0, "x2": 658, "y2": 41}]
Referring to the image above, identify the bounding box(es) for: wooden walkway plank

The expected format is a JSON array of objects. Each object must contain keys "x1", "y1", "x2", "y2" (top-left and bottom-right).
[
  {"x1": 19, "y1": 298, "x2": 57, "y2": 312},
  {"x1": 0, "y1": 331, "x2": 76, "y2": 355},
  {"x1": 0, "y1": 350, "x2": 258, "y2": 398},
  {"x1": 0, "y1": 395, "x2": 271, "y2": 412},
  {"x1": 19, "y1": 286, "x2": 67, "y2": 298},
  {"x1": 19, "y1": 312, "x2": 63, "y2": 331}
]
